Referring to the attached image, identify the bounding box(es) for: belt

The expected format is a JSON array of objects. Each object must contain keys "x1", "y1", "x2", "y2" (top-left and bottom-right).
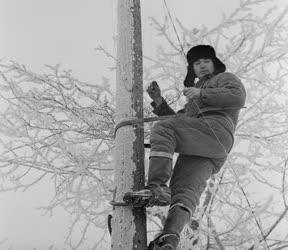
[{"x1": 198, "y1": 110, "x2": 228, "y2": 118}]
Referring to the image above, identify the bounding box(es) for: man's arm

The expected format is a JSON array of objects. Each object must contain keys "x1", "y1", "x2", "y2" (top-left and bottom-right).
[
  {"x1": 200, "y1": 72, "x2": 246, "y2": 108},
  {"x1": 147, "y1": 81, "x2": 176, "y2": 116},
  {"x1": 151, "y1": 97, "x2": 176, "y2": 116}
]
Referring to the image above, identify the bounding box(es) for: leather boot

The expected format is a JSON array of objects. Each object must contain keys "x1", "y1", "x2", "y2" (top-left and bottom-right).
[
  {"x1": 162, "y1": 205, "x2": 191, "y2": 236},
  {"x1": 123, "y1": 157, "x2": 172, "y2": 207},
  {"x1": 148, "y1": 205, "x2": 190, "y2": 249},
  {"x1": 148, "y1": 205, "x2": 191, "y2": 250},
  {"x1": 147, "y1": 156, "x2": 173, "y2": 186},
  {"x1": 148, "y1": 233, "x2": 180, "y2": 250}
]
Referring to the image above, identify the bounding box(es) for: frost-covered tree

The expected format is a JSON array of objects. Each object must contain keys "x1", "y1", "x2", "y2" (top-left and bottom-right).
[
  {"x1": 0, "y1": 64, "x2": 115, "y2": 249},
  {"x1": 0, "y1": 0, "x2": 288, "y2": 249}
]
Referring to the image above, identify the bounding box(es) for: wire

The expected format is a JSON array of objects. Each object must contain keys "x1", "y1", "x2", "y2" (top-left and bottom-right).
[
  {"x1": 162, "y1": 0, "x2": 186, "y2": 59},
  {"x1": 231, "y1": 166, "x2": 269, "y2": 250}
]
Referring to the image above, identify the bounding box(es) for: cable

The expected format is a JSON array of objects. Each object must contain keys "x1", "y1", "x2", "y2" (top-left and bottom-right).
[
  {"x1": 231, "y1": 167, "x2": 269, "y2": 250},
  {"x1": 162, "y1": 0, "x2": 186, "y2": 59}
]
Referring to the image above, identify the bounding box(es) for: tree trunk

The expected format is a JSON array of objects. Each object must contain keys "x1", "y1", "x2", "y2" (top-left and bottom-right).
[{"x1": 111, "y1": 0, "x2": 147, "y2": 249}]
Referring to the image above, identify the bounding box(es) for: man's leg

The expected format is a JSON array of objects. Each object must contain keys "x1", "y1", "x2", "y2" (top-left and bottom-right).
[
  {"x1": 124, "y1": 115, "x2": 230, "y2": 207},
  {"x1": 170, "y1": 155, "x2": 214, "y2": 214},
  {"x1": 123, "y1": 156, "x2": 173, "y2": 207},
  {"x1": 147, "y1": 205, "x2": 190, "y2": 250},
  {"x1": 148, "y1": 154, "x2": 215, "y2": 249}
]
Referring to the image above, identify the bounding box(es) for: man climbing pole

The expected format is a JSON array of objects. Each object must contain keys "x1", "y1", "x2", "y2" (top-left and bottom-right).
[{"x1": 124, "y1": 44, "x2": 246, "y2": 249}]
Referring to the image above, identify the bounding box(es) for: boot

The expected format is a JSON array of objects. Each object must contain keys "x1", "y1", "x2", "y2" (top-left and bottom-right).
[
  {"x1": 148, "y1": 234, "x2": 180, "y2": 250},
  {"x1": 123, "y1": 157, "x2": 172, "y2": 207},
  {"x1": 162, "y1": 205, "x2": 191, "y2": 236},
  {"x1": 147, "y1": 157, "x2": 172, "y2": 186},
  {"x1": 148, "y1": 205, "x2": 191, "y2": 249}
]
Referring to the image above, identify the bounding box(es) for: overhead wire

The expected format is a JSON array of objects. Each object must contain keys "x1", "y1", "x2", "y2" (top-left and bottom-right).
[{"x1": 162, "y1": 0, "x2": 186, "y2": 59}]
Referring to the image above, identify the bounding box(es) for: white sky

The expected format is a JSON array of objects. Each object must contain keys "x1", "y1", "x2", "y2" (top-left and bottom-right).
[{"x1": 0, "y1": 0, "x2": 286, "y2": 249}]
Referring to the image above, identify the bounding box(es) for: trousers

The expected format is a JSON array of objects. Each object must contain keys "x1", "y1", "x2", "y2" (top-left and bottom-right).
[
  {"x1": 148, "y1": 114, "x2": 232, "y2": 213},
  {"x1": 169, "y1": 154, "x2": 216, "y2": 214}
]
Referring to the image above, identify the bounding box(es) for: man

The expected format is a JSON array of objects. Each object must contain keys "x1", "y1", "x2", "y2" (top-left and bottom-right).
[{"x1": 124, "y1": 45, "x2": 246, "y2": 250}]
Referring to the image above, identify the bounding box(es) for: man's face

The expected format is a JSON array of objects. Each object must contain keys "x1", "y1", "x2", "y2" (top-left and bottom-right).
[{"x1": 193, "y1": 58, "x2": 215, "y2": 79}]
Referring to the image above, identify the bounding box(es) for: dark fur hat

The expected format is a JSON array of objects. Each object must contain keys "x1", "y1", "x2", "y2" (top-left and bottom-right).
[{"x1": 184, "y1": 45, "x2": 226, "y2": 87}]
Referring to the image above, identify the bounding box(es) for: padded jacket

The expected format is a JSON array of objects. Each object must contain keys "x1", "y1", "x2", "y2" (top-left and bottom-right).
[{"x1": 151, "y1": 72, "x2": 246, "y2": 129}]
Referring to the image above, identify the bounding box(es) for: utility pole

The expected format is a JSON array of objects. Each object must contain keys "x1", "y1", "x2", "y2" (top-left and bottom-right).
[{"x1": 111, "y1": 0, "x2": 147, "y2": 249}]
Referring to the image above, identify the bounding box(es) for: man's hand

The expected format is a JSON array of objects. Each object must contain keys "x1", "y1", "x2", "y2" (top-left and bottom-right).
[
  {"x1": 183, "y1": 87, "x2": 201, "y2": 99},
  {"x1": 147, "y1": 81, "x2": 162, "y2": 105}
]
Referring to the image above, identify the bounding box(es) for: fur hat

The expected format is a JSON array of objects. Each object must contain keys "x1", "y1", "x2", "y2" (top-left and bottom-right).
[{"x1": 184, "y1": 45, "x2": 226, "y2": 87}]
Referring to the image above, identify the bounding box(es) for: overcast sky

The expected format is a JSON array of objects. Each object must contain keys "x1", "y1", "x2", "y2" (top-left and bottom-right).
[
  {"x1": 0, "y1": 0, "x2": 286, "y2": 249},
  {"x1": 0, "y1": 0, "x2": 243, "y2": 83}
]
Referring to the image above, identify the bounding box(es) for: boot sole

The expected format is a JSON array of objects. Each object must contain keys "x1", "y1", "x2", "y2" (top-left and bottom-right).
[
  {"x1": 123, "y1": 192, "x2": 152, "y2": 207},
  {"x1": 123, "y1": 192, "x2": 170, "y2": 207}
]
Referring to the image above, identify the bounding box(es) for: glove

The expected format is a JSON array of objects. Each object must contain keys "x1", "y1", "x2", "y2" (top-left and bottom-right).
[{"x1": 147, "y1": 81, "x2": 161, "y2": 101}]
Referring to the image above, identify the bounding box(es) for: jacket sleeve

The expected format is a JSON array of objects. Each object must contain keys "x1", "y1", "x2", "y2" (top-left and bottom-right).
[
  {"x1": 151, "y1": 98, "x2": 176, "y2": 116},
  {"x1": 200, "y1": 72, "x2": 246, "y2": 108}
]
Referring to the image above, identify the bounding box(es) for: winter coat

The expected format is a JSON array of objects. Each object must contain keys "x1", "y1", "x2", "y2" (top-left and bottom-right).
[
  {"x1": 148, "y1": 72, "x2": 246, "y2": 211},
  {"x1": 151, "y1": 72, "x2": 246, "y2": 129},
  {"x1": 149, "y1": 72, "x2": 246, "y2": 172}
]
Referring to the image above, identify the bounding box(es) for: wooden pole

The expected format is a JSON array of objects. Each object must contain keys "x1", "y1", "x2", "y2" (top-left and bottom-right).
[{"x1": 111, "y1": 0, "x2": 147, "y2": 249}]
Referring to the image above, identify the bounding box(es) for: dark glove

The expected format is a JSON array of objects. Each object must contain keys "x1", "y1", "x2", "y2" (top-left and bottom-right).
[{"x1": 147, "y1": 81, "x2": 161, "y2": 101}]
